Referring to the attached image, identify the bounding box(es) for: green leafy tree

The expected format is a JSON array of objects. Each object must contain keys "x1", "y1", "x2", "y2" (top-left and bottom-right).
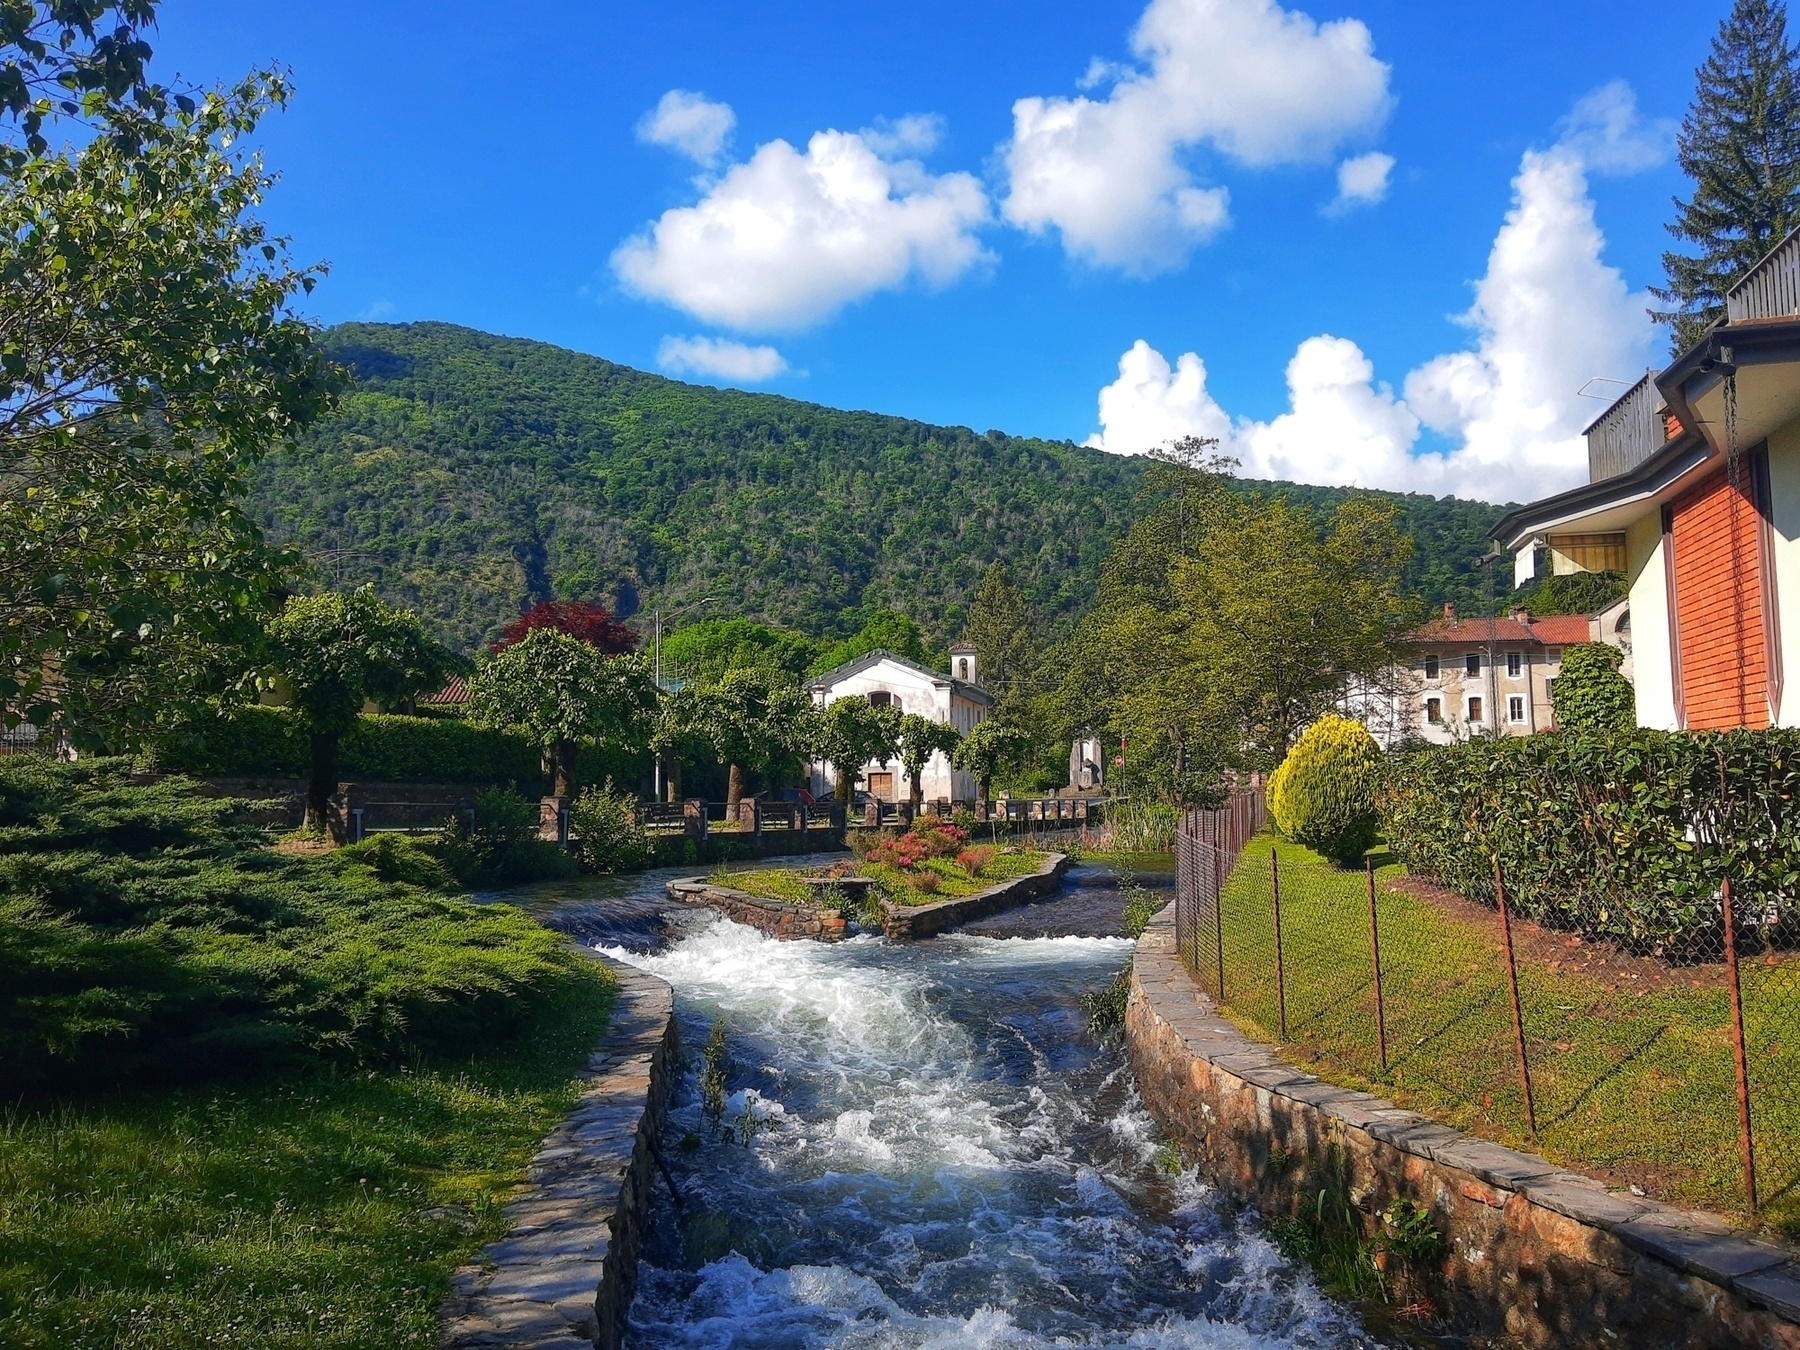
[
  {"x1": 1652, "y1": 0, "x2": 1800, "y2": 349},
  {"x1": 692, "y1": 668, "x2": 812, "y2": 806},
  {"x1": 809, "y1": 697, "x2": 901, "y2": 802},
  {"x1": 952, "y1": 719, "x2": 1032, "y2": 803},
  {"x1": 1552, "y1": 644, "x2": 1637, "y2": 732},
  {"x1": 0, "y1": 10, "x2": 341, "y2": 742},
  {"x1": 660, "y1": 617, "x2": 819, "y2": 684},
  {"x1": 265, "y1": 589, "x2": 461, "y2": 830},
  {"x1": 896, "y1": 712, "x2": 962, "y2": 811},
  {"x1": 811, "y1": 609, "x2": 935, "y2": 676},
  {"x1": 466, "y1": 629, "x2": 655, "y2": 800}
]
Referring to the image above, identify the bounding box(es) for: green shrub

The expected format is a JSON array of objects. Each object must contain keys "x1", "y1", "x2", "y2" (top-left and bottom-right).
[
  {"x1": 568, "y1": 782, "x2": 651, "y2": 875},
  {"x1": 438, "y1": 786, "x2": 578, "y2": 888},
  {"x1": 1268, "y1": 715, "x2": 1381, "y2": 868},
  {"x1": 0, "y1": 758, "x2": 586, "y2": 1088},
  {"x1": 1552, "y1": 643, "x2": 1635, "y2": 732},
  {"x1": 335, "y1": 832, "x2": 458, "y2": 891},
  {"x1": 1378, "y1": 728, "x2": 1800, "y2": 952}
]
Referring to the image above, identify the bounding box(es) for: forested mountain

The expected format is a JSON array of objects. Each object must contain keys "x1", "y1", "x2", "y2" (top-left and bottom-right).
[{"x1": 248, "y1": 323, "x2": 1510, "y2": 651}]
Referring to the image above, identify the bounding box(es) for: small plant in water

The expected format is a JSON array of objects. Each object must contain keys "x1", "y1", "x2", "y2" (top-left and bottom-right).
[
  {"x1": 734, "y1": 1098, "x2": 776, "y2": 1148},
  {"x1": 1154, "y1": 1143, "x2": 1185, "y2": 1175},
  {"x1": 701, "y1": 1019, "x2": 728, "y2": 1138},
  {"x1": 1078, "y1": 972, "x2": 1131, "y2": 1033},
  {"x1": 1116, "y1": 870, "x2": 1164, "y2": 939}
]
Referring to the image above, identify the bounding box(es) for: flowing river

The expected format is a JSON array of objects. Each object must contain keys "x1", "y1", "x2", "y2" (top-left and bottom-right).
[{"x1": 563, "y1": 864, "x2": 1392, "y2": 1350}]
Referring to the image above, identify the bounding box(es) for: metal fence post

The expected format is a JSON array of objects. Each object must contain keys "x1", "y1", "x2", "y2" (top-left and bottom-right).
[
  {"x1": 1722, "y1": 878, "x2": 1759, "y2": 1214},
  {"x1": 1271, "y1": 847, "x2": 1288, "y2": 1039},
  {"x1": 1213, "y1": 817, "x2": 1226, "y2": 1003},
  {"x1": 1493, "y1": 858, "x2": 1537, "y2": 1136},
  {"x1": 1366, "y1": 857, "x2": 1387, "y2": 1075}
]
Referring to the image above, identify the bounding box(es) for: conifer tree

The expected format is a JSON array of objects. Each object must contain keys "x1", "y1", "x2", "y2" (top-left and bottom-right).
[
  {"x1": 960, "y1": 562, "x2": 1042, "y2": 719},
  {"x1": 1653, "y1": 0, "x2": 1800, "y2": 350}
]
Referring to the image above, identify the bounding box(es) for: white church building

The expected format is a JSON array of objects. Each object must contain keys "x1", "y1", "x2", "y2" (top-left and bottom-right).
[{"x1": 806, "y1": 641, "x2": 991, "y2": 804}]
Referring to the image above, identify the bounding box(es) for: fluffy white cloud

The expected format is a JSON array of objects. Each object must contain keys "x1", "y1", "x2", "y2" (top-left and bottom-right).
[
  {"x1": 638, "y1": 90, "x2": 736, "y2": 164},
  {"x1": 657, "y1": 335, "x2": 789, "y2": 383},
  {"x1": 1087, "y1": 85, "x2": 1661, "y2": 503},
  {"x1": 1002, "y1": 0, "x2": 1392, "y2": 273},
  {"x1": 1325, "y1": 150, "x2": 1394, "y2": 213},
  {"x1": 1554, "y1": 79, "x2": 1673, "y2": 176},
  {"x1": 613, "y1": 124, "x2": 991, "y2": 331}
]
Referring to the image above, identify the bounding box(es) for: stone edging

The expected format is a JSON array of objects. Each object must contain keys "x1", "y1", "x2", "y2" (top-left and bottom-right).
[
  {"x1": 1125, "y1": 906, "x2": 1800, "y2": 1349},
  {"x1": 879, "y1": 852, "x2": 1072, "y2": 939},
  {"x1": 665, "y1": 878, "x2": 849, "y2": 940},
  {"x1": 441, "y1": 953, "x2": 678, "y2": 1350}
]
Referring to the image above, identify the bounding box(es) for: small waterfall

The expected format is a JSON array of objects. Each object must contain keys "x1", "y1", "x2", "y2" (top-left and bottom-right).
[{"x1": 599, "y1": 904, "x2": 1391, "y2": 1349}]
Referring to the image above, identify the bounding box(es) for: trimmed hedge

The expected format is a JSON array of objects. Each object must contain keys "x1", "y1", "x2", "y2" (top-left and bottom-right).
[
  {"x1": 1378, "y1": 729, "x2": 1800, "y2": 954},
  {"x1": 1268, "y1": 715, "x2": 1380, "y2": 868},
  {"x1": 154, "y1": 705, "x2": 647, "y2": 790}
]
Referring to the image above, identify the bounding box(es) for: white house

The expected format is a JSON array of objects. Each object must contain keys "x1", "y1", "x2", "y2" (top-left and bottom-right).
[{"x1": 806, "y1": 642, "x2": 991, "y2": 804}]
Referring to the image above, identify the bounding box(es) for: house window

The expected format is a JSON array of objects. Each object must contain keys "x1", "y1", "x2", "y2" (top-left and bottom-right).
[
  {"x1": 1465, "y1": 653, "x2": 1481, "y2": 677},
  {"x1": 1508, "y1": 695, "x2": 1525, "y2": 723},
  {"x1": 1546, "y1": 647, "x2": 1562, "y2": 664},
  {"x1": 1545, "y1": 677, "x2": 1558, "y2": 705},
  {"x1": 868, "y1": 691, "x2": 892, "y2": 708},
  {"x1": 1506, "y1": 651, "x2": 1522, "y2": 678},
  {"x1": 1468, "y1": 696, "x2": 1484, "y2": 723},
  {"x1": 1425, "y1": 697, "x2": 1442, "y2": 724},
  {"x1": 1423, "y1": 654, "x2": 1439, "y2": 679}
]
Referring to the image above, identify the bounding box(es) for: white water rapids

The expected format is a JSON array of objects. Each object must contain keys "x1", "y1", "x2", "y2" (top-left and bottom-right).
[{"x1": 599, "y1": 909, "x2": 1393, "y2": 1349}]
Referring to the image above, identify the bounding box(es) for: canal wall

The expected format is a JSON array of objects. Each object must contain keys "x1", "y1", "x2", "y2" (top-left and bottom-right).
[
  {"x1": 879, "y1": 853, "x2": 1073, "y2": 939},
  {"x1": 664, "y1": 877, "x2": 849, "y2": 941},
  {"x1": 1125, "y1": 906, "x2": 1800, "y2": 1350},
  {"x1": 441, "y1": 954, "x2": 678, "y2": 1350}
]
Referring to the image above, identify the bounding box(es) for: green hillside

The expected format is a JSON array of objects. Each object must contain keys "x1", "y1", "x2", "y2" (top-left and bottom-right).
[{"x1": 248, "y1": 322, "x2": 1508, "y2": 651}]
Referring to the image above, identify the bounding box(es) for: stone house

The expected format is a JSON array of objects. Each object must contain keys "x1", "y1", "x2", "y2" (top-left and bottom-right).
[{"x1": 805, "y1": 643, "x2": 991, "y2": 804}]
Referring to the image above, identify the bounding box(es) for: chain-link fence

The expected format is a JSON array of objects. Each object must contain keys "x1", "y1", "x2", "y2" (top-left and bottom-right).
[{"x1": 1173, "y1": 802, "x2": 1800, "y2": 1235}]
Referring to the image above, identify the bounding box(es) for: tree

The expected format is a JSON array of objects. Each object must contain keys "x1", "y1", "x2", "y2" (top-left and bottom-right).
[
  {"x1": 690, "y1": 667, "x2": 812, "y2": 807},
  {"x1": 808, "y1": 698, "x2": 901, "y2": 802},
  {"x1": 960, "y1": 563, "x2": 1043, "y2": 718},
  {"x1": 466, "y1": 629, "x2": 655, "y2": 799},
  {"x1": 266, "y1": 589, "x2": 462, "y2": 830},
  {"x1": 0, "y1": 9, "x2": 341, "y2": 742},
  {"x1": 1652, "y1": 0, "x2": 1800, "y2": 350},
  {"x1": 811, "y1": 609, "x2": 935, "y2": 676},
  {"x1": 896, "y1": 713, "x2": 962, "y2": 811},
  {"x1": 1552, "y1": 644, "x2": 1636, "y2": 732},
  {"x1": 953, "y1": 720, "x2": 1032, "y2": 803},
  {"x1": 1520, "y1": 570, "x2": 1629, "y2": 617},
  {"x1": 492, "y1": 600, "x2": 637, "y2": 654},
  {"x1": 659, "y1": 617, "x2": 820, "y2": 684}
]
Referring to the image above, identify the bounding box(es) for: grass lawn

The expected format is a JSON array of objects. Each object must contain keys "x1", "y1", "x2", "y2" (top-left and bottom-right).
[
  {"x1": 715, "y1": 848, "x2": 1051, "y2": 908},
  {"x1": 1201, "y1": 832, "x2": 1800, "y2": 1239},
  {"x1": 0, "y1": 963, "x2": 616, "y2": 1349}
]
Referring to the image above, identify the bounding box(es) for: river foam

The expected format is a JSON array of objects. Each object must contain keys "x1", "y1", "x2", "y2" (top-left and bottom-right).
[{"x1": 601, "y1": 912, "x2": 1388, "y2": 1349}]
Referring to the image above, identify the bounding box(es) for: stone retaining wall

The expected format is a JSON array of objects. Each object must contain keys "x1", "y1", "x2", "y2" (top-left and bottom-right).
[
  {"x1": 879, "y1": 853, "x2": 1071, "y2": 939},
  {"x1": 441, "y1": 954, "x2": 677, "y2": 1350},
  {"x1": 665, "y1": 878, "x2": 849, "y2": 940},
  {"x1": 1125, "y1": 907, "x2": 1800, "y2": 1349}
]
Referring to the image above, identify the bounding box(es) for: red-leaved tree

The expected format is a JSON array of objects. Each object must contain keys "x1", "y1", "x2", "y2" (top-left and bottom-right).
[{"x1": 492, "y1": 601, "x2": 638, "y2": 655}]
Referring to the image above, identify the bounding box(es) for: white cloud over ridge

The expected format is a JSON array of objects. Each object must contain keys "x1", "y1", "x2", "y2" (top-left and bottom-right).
[
  {"x1": 638, "y1": 90, "x2": 736, "y2": 164},
  {"x1": 1088, "y1": 85, "x2": 1664, "y2": 503},
  {"x1": 1326, "y1": 151, "x2": 1394, "y2": 213},
  {"x1": 614, "y1": 112, "x2": 991, "y2": 332},
  {"x1": 1002, "y1": 0, "x2": 1393, "y2": 273},
  {"x1": 657, "y1": 335, "x2": 789, "y2": 383}
]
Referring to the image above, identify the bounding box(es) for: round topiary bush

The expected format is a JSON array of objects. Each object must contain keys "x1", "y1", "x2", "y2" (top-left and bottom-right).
[{"x1": 1268, "y1": 715, "x2": 1382, "y2": 868}]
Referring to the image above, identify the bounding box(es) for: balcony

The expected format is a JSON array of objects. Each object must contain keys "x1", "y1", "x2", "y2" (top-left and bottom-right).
[
  {"x1": 1725, "y1": 224, "x2": 1800, "y2": 322},
  {"x1": 1583, "y1": 371, "x2": 1660, "y2": 483}
]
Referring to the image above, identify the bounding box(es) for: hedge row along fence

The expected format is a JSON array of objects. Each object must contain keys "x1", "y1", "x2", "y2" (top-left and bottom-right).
[
  {"x1": 1377, "y1": 728, "x2": 1799, "y2": 956},
  {"x1": 154, "y1": 705, "x2": 646, "y2": 789}
]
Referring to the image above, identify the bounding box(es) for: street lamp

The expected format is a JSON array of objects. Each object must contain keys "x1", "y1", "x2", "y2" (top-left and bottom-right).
[{"x1": 651, "y1": 597, "x2": 716, "y2": 800}]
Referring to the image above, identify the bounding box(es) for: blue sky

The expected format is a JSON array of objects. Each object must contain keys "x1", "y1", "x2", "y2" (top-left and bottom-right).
[{"x1": 154, "y1": 1, "x2": 1724, "y2": 502}]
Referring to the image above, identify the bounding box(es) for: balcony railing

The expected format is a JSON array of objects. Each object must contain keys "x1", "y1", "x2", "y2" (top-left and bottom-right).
[
  {"x1": 1584, "y1": 371, "x2": 1660, "y2": 483},
  {"x1": 1726, "y1": 223, "x2": 1800, "y2": 322}
]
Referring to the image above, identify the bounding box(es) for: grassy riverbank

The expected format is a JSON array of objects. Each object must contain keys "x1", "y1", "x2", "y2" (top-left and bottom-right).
[
  {"x1": 714, "y1": 839, "x2": 1050, "y2": 909},
  {"x1": 1207, "y1": 831, "x2": 1800, "y2": 1237},
  {"x1": 0, "y1": 962, "x2": 615, "y2": 1349}
]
